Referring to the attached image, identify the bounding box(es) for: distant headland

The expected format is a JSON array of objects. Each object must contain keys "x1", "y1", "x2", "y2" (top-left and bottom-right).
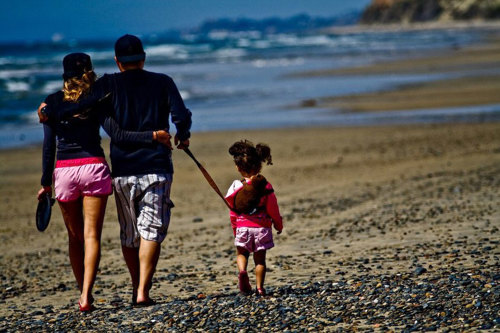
[{"x1": 361, "y1": 0, "x2": 500, "y2": 24}]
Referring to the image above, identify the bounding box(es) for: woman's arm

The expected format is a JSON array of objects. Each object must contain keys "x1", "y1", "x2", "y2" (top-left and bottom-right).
[
  {"x1": 39, "y1": 121, "x2": 56, "y2": 199},
  {"x1": 100, "y1": 114, "x2": 172, "y2": 148},
  {"x1": 100, "y1": 115, "x2": 153, "y2": 145}
]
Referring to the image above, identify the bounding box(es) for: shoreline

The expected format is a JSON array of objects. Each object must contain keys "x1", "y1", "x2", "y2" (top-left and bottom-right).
[
  {"x1": 3, "y1": 111, "x2": 500, "y2": 152},
  {"x1": 1, "y1": 122, "x2": 499, "y2": 330}
]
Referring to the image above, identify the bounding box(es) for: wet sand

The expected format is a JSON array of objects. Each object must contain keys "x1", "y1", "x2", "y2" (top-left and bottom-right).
[
  {"x1": 319, "y1": 75, "x2": 500, "y2": 112},
  {"x1": 1, "y1": 122, "x2": 499, "y2": 330},
  {"x1": 293, "y1": 33, "x2": 500, "y2": 113}
]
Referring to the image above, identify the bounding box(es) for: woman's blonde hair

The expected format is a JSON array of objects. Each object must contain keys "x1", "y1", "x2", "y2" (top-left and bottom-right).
[{"x1": 62, "y1": 70, "x2": 97, "y2": 102}]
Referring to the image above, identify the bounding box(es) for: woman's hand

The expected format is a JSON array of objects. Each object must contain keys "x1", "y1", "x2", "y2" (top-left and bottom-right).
[
  {"x1": 154, "y1": 130, "x2": 172, "y2": 150},
  {"x1": 37, "y1": 186, "x2": 52, "y2": 201}
]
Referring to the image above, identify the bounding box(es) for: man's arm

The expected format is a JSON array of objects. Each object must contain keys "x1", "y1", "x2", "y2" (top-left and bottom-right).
[
  {"x1": 38, "y1": 76, "x2": 110, "y2": 122},
  {"x1": 166, "y1": 77, "x2": 192, "y2": 149}
]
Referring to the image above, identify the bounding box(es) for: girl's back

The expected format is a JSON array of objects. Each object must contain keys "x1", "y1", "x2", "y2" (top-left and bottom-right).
[{"x1": 226, "y1": 177, "x2": 281, "y2": 231}]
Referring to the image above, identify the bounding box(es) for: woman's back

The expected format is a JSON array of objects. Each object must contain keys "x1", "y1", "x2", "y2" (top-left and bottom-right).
[
  {"x1": 44, "y1": 90, "x2": 104, "y2": 160},
  {"x1": 41, "y1": 90, "x2": 105, "y2": 187}
]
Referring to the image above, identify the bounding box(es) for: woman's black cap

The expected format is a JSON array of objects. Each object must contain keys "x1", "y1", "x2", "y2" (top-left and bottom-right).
[
  {"x1": 115, "y1": 34, "x2": 146, "y2": 63},
  {"x1": 62, "y1": 53, "x2": 92, "y2": 80}
]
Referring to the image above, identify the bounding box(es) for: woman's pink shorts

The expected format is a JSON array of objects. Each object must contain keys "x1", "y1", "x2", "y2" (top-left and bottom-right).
[
  {"x1": 53, "y1": 157, "x2": 112, "y2": 202},
  {"x1": 234, "y1": 227, "x2": 274, "y2": 253}
]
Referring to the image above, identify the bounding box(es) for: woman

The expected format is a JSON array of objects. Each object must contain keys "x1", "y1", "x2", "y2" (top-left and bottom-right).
[{"x1": 37, "y1": 53, "x2": 170, "y2": 312}]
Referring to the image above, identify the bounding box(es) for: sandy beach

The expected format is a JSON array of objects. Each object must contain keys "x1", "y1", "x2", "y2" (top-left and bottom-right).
[
  {"x1": 1, "y1": 121, "x2": 499, "y2": 330},
  {"x1": 1, "y1": 22, "x2": 500, "y2": 331}
]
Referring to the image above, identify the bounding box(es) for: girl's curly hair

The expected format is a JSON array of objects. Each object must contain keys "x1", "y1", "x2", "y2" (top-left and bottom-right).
[{"x1": 229, "y1": 139, "x2": 272, "y2": 175}]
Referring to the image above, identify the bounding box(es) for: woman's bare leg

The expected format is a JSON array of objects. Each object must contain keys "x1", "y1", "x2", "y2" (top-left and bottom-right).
[
  {"x1": 58, "y1": 199, "x2": 85, "y2": 291},
  {"x1": 80, "y1": 195, "x2": 107, "y2": 308}
]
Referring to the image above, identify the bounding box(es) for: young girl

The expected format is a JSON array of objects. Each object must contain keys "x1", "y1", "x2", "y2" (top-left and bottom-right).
[{"x1": 225, "y1": 140, "x2": 283, "y2": 296}]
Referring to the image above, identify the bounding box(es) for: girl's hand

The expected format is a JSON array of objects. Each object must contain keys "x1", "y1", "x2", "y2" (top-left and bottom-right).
[{"x1": 37, "y1": 186, "x2": 52, "y2": 201}]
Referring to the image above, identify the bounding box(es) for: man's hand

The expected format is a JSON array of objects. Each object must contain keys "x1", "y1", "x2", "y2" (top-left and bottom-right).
[
  {"x1": 174, "y1": 135, "x2": 190, "y2": 150},
  {"x1": 154, "y1": 130, "x2": 172, "y2": 150},
  {"x1": 37, "y1": 186, "x2": 52, "y2": 201},
  {"x1": 37, "y1": 102, "x2": 48, "y2": 123}
]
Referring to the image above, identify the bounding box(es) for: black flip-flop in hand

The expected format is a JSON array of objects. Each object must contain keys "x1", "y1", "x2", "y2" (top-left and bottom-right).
[{"x1": 36, "y1": 192, "x2": 55, "y2": 232}]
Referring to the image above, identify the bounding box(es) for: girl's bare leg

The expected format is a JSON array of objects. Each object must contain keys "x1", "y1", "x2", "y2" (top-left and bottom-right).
[
  {"x1": 236, "y1": 247, "x2": 249, "y2": 272},
  {"x1": 254, "y1": 250, "x2": 266, "y2": 290},
  {"x1": 236, "y1": 247, "x2": 252, "y2": 294}
]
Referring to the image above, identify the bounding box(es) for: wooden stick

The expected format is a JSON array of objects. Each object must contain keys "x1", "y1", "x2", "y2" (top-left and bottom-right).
[{"x1": 183, "y1": 147, "x2": 233, "y2": 210}]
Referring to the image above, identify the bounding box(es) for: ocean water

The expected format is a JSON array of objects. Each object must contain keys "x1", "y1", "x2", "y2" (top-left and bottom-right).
[{"x1": 1, "y1": 28, "x2": 499, "y2": 149}]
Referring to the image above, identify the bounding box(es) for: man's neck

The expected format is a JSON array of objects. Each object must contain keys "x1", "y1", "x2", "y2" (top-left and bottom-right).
[
  {"x1": 124, "y1": 65, "x2": 142, "y2": 70},
  {"x1": 116, "y1": 60, "x2": 145, "y2": 72}
]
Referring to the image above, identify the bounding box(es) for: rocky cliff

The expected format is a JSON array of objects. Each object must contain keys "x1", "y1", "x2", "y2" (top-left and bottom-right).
[{"x1": 361, "y1": 0, "x2": 500, "y2": 24}]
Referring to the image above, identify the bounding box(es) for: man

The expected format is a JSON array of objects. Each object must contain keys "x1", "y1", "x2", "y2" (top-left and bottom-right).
[{"x1": 39, "y1": 34, "x2": 192, "y2": 306}]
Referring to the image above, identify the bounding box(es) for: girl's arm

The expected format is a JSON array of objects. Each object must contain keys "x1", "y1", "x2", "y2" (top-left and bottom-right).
[
  {"x1": 266, "y1": 192, "x2": 283, "y2": 232},
  {"x1": 226, "y1": 180, "x2": 242, "y2": 231},
  {"x1": 229, "y1": 210, "x2": 238, "y2": 230}
]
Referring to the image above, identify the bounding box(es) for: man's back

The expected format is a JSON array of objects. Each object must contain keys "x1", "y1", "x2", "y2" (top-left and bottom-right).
[{"x1": 97, "y1": 69, "x2": 191, "y2": 177}]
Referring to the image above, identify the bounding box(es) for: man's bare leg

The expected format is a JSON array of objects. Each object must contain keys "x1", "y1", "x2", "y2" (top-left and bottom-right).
[
  {"x1": 121, "y1": 246, "x2": 140, "y2": 303},
  {"x1": 136, "y1": 239, "x2": 161, "y2": 304}
]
